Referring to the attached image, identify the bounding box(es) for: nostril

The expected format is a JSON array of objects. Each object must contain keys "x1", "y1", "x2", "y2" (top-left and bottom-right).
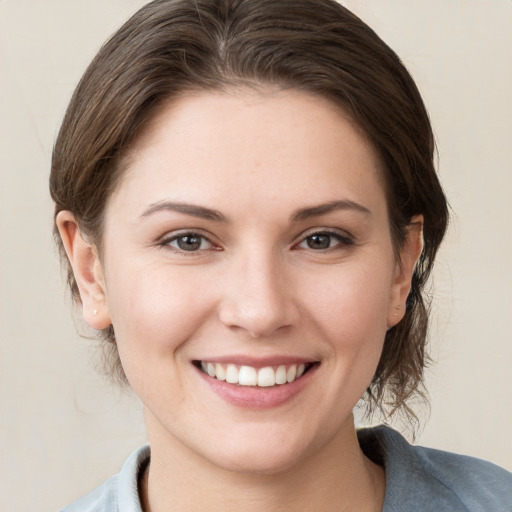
[
  {"x1": 218, "y1": 304, "x2": 289, "y2": 338},
  {"x1": 216, "y1": 261, "x2": 301, "y2": 338}
]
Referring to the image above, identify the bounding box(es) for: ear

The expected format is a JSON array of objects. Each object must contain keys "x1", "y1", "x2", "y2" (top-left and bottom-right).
[
  {"x1": 56, "y1": 211, "x2": 112, "y2": 329},
  {"x1": 387, "y1": 215, "x2": 424, "y2": 329}
]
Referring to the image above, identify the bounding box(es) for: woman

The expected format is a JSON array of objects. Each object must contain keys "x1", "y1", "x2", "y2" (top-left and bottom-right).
[{"x1": 51, "y1": 0, "x2": 512, "y2": 510}]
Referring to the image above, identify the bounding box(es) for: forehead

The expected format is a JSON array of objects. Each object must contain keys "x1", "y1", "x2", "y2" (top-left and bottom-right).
[{"x1": 109, "y1": 88, "x2": 386, "y2": 219}]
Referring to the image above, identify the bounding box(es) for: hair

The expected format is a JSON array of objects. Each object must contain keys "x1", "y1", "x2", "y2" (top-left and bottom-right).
[{"x1": 50, "y1": 0, "x2": 449, "y2": 423}]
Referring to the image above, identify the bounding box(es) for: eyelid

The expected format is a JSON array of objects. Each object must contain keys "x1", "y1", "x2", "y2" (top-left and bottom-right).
[
  {"x1": 158, "y1": 229, "x2": 221, "y2": 252},
  {"x1": 293, "y1": 227, "x2": 355, "y2": 250},
  {"x1": 297, "y1": 226, "x2": 354, "y2": 241}
]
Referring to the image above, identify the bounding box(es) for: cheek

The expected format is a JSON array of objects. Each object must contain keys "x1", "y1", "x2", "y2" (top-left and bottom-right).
[
  {"x1": 301, "y1": 260, "x2": 394, "y2": 341},
  {"x1": 299, "y1": 257, "x2": 394, "y2": 387},
  {"x1": 105, "y1": 263, "x2": 216, "y2": 368}
]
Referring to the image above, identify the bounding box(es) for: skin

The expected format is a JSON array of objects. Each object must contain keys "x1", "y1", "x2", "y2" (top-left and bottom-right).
[{"x1": 58, "y1": 88, "x2": 423, "y2": 511}]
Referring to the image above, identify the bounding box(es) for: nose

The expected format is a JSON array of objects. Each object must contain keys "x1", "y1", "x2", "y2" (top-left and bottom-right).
[{"x1": 218, "y1": 251, "x2": 299, "y2": 338}]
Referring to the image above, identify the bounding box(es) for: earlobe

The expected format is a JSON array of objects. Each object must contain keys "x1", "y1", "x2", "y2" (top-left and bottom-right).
[
  {"x1": 56, "y1": 211, "x2": 112, "y2": 329},
  {"x1": 387, "y1": 215, "x2": 424, "y2": 328}
]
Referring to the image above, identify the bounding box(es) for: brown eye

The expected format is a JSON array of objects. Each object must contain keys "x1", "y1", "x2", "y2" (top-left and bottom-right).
[
  {"x1": 297, "y1": 230, "x2": 353, "y2": 251},
  {"x1": 177, "y1": 235, "x2": 202, "y2": 251},
  {"x1": 306, "y1": 233, "x2": 332, "y2": 250},
  {"x1": 166, "y1": 233, "x2": 213, "y2": 252}
]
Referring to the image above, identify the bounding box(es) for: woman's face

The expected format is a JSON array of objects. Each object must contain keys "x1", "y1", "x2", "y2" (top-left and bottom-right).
[{"x1": 85, "y1": 89, "x2": 417, "y2": 473}]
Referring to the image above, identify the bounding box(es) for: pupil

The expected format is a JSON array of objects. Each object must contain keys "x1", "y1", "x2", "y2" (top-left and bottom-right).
[
  {"x1": 308, "y1": 234, "x2": 330, "y2": 250},
  {"x1": 177, "y1": 235, "x2": 201, "y2": 251}
]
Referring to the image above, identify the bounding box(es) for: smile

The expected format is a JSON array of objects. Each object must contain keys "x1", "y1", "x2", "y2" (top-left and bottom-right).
[{"x1": 198, "y1": 361, "x2": 313, "y2": 387}]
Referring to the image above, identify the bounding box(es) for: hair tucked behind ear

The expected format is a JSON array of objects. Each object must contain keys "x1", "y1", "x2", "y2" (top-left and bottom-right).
[{"x1": 50, "y1": 0, "x2": 448, "y2": 424}]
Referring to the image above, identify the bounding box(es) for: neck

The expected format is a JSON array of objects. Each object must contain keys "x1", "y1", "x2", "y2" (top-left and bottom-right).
[{"x1": 140, "y1": 413, "x2": 385, "y2": 512}]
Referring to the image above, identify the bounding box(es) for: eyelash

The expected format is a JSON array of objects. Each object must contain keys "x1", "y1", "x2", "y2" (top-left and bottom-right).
[
  {"x1": 159, "y1": 231, "x2": 217, "y2": 253},
  {"x1": 158, "y1": 229, "x2": 354, "y2": 254},
  {"x1": 294, "y1": 230, "x2": 354, "y2": 252}
]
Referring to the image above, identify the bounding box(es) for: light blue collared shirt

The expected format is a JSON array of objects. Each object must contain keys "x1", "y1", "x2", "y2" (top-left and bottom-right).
[{"x1": 59, "y1": 426, "x2": 512, "y2": 511}]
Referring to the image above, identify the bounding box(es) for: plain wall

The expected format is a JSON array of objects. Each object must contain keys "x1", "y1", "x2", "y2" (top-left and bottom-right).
[{"x1": 1, "y1": 1, "x2": 511, "y2": 510}]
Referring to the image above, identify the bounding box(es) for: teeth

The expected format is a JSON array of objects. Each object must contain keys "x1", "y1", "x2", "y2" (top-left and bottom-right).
[
  {"x1": 257, "y1": 367, "x2": 275, "y2": 387},
  {"x1": 239, "y1": 366, "x2": 257, "y2": 386},
  {"x1": 199, "y1": 362, "x2": 310, "y2": 387},
  {"x1": 226, "y1": 364, "x2": 239, "y2": 384},
  {"x1": 275, "y1": 365, "x2": 287, "y2": 385},
  {"x1": 215, "y1": 363, "x2": 226, "y2": 381},
  {"x1": 286, "y1": 365, "x2": 297, "y2": 383}
]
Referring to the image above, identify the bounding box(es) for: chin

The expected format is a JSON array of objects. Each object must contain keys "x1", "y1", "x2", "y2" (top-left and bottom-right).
[
  {"x1": 209, "y1": 443, "x2": 308, "y2": 476},
  {"x1": 194, "y1": 423, "x2": 325, "y2": 476}
]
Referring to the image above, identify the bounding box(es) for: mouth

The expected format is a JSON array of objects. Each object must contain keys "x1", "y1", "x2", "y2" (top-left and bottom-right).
[{"x1": 194, "y1": 361, "x2": 317, "y2": 387}]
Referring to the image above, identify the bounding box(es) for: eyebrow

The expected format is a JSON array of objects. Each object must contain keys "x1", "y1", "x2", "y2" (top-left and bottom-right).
[
  {"x1": 140, "y1": 201, "x2": 228, "y2": 222},
  {"x1": 291, "y1": 200, "x2": 372, "y2": 222},
  {"x1": 140, "y1": 199, "x2": 370, "y2": 223}
]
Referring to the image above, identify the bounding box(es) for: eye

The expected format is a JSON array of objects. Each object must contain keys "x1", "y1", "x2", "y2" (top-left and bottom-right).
[
  {"x1": 163, "y1": 232, "x2": 214, "y2": 252},
  {"x1": 296, "y1": 231, "x2": 352, "y2": 251}
]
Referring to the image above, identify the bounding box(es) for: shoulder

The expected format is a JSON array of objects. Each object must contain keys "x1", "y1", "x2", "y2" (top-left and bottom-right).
[
  {"x1": 358, "y1": 425, "x2": 512, "y2": 511},
  {"x1": 59, "y1": 475, "x2": 119, "y2": 512},
  {"x1": 59, "y1": 446, "x2": 150, "y2": 512}
]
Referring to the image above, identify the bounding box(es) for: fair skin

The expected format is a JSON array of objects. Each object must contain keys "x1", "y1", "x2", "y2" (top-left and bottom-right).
[{"x1": 58, "y1": 88, "x2": 422, "y2": 512}]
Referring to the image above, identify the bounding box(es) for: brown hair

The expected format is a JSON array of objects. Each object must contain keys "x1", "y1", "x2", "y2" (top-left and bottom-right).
[{"x1": 50, "y1": 0, "x2": 449, "y2": 423}]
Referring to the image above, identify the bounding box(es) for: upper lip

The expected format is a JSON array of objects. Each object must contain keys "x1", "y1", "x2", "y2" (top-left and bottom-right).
[{"x1": 193, "y1": 355, "x2": 318, "y2": 369}]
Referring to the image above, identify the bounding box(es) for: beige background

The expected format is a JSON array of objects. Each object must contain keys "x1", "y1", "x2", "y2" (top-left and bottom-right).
[{"x1": 1, "y1": 1, "x2": 511, "y2": 510}]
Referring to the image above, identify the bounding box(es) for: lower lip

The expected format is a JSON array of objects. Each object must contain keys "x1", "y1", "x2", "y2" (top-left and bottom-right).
[{"x1": 196, "y1": 364, "x2": 318, "y2": 409}]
